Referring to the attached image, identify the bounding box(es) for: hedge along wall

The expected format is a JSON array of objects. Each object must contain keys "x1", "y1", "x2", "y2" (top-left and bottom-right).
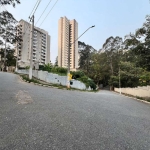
[
  {"x1": 114, "y1": 86, "x2": 150, "y2": 98},
  {"x1": 17, "y1": 70, "x2": 87, "y2": 90}
]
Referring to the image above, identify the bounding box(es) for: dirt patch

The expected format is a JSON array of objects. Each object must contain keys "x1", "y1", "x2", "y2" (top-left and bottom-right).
[{"x1": 16, "y1": 90, "x2": 33, "y2": 104}]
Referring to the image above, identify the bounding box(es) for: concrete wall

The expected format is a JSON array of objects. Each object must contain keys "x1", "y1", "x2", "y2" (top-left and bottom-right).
[
  {"x1": 17, "y1": 69, "x2": 29, "y2": 74},
  {"x1": 114, "y1": 86, "x2": 150, "y2": 98},
  {"x1": 17, "y1": 69, "x2": 87, "y2": 90}
]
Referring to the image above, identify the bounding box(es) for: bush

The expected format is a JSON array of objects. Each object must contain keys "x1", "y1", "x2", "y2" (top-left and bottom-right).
[
  {"x1": 43, "y1": 63, "x2": 52, "y2": 72},
  {"x1": 78, "y1": 75, "x2": 96, "y2": 90},
  {"x1": 38, "y1": 65, "x2": 96, "y2": 90},
  {"x1": 71, "y1": 71, "x2": 85, "y2": 79},
  {"x1": 39, "y1": 65, "x2": 44, "y2": 70},
  {"x1": 51, "y1": 67, "x2": 67, "y2": 75},
  {"x1": 25, "y1": 66, "x2": 30, "y2": 70},
  {"x1": 139, "y1": 72, "x2": 150, "y2": 86}
]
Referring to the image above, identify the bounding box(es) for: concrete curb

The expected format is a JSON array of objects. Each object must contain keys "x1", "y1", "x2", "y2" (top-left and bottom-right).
[
  {"x1": 19, "y1": 75, "x2": 61, "y2": 90},
  {"x1": 115, "y1": 91, "x2": 150, "y2": 104},
  {"x1": 17, "y1": 74, "x2": 91, "y2": 92}
]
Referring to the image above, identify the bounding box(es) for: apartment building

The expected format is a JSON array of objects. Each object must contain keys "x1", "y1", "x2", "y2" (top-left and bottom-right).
[
  {"x1": 58, "y1": 17, "x2": 78, "y2": 71},
  {"x1": 16, "y1": 19, "x2": 50, "y2": 68}
]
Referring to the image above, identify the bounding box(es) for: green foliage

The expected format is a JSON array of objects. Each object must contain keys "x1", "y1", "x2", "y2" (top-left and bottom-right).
[
  {"x1": 78, "y1": 41, "x2": 97, "y2": 75},
  {"x1": 70, "y1": 71, "x2": 85, "y2": 79},
  {"x1": 43, "y1": 63, "x2": 52, "y2": 72},
  {"x1": 89, "y1": 52, "x2": 111, "y2": 86},
  {"x1": 25, "y1": 66, "x2": 30, "y2": 70},
  {"x1": 108, "y1": 76, "x2": 119, "y2": 87},
  {"x1": 139, "y1": 71, "x2": 150, "y2": 86},
  {"x1": 78, "y1": 76, "x2": 96, "y2": 90},
  {"x1": 70, "y1": 70, "x2": 96, "y2": 90},
  {"x1": 39, "y1": 65, "x2": 44, "y2": 70},
  {"x1": 54, "y1": 56, "x2": 58, "y2": 66},
  {"x1": 51, "y1": 67, "x2": 67, "y2": 75},
  {"x1": 118, "y1": 61, "x2": 143, "y2": 87},
  {"x1": 0, "y1": 11, "x2": 21, "y2": 46},
  {"x1": 0, "y1": 48, "x2": 16, "y2": 66},
  {"x1": 0, "y1": 0, "x2": 20, "y2": 7},
  {"x1": 124, "y1": 15, "x2": 150, "y2": 71},
  {"x1": 40, "y1": 64, "x2": 67, "y2": 75}
]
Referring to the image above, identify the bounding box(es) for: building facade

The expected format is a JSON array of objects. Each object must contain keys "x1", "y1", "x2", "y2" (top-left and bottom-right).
[
  {"x1": 58, "y1": 17, "x2": 78, "y2": 71},
  {"x1": 16, "y1": 19, "x2": 50, "y2": 68}
]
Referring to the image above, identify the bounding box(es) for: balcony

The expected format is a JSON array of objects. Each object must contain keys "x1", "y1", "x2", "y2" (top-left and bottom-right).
[{"x1": 41, "y1": 54, "x2": 46, "y2": 57}]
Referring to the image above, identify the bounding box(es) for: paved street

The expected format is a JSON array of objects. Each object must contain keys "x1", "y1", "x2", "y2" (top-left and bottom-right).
[{"x1": 0, "y1": 72, "x2": 150, "y2": 150}]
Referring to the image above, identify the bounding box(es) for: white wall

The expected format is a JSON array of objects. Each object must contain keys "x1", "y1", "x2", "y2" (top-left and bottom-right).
[
  {"x1": 114, "y1": 86, "x2": 150, "y2": 98},
  {"x1": 17, "y1": 69, "x2": 87, "y2": 90}
]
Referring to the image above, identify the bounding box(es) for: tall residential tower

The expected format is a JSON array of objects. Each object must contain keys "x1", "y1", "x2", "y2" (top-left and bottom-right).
[
  {"x1": 16, "y1": 19, "x2": 50, "y2": 68},
  {"x1": 58, "y1": 16, "x2": 78, "y2": 71}
]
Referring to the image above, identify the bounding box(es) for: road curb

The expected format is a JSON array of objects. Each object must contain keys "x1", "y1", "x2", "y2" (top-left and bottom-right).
[
  {"x1": 115, "y1": 91, "x2": 150, "y2": 104},
  {"x1": 18, "y1": 75, "x2": 61, "y2": 89}
]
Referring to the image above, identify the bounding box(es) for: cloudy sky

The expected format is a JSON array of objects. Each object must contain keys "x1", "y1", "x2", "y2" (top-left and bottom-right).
[{"x1": 3, "y1": 0, "x2": 150, "y2": 63}]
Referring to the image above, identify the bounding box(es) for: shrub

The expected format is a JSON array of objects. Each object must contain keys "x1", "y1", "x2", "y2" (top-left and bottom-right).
[
  {"x1": 25, "y1": 66, "x2": 30, "y2": 70},
  {"x1": 78, "y1": 75, "x2": 96, "y2": 90},
  {"x1": 39, "y1": 65, "x2": 44, "y2": 70},
  {"x1": 71, "y1": 71, "x2": 85, "y2": 79}
]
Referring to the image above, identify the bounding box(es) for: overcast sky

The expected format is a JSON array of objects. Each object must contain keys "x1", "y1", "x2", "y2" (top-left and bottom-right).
[{"x1": 3, "y1": 0, "x2": 150, "y2": 63}]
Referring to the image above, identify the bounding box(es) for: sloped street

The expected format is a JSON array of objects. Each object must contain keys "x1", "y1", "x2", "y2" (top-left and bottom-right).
[{"x1": 0, "y1": 72, "x2": 150, "y2": 150}]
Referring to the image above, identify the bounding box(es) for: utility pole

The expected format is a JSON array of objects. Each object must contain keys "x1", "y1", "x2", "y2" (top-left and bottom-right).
[
  {"x1": 15, "y1": 43, "x2": 18, "y2": 72},
  {"x1": 29, "y1": 15, "x2": 34, "y2": 79}
]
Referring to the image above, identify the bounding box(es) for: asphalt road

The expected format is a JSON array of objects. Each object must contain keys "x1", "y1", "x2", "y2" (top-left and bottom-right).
[{"x1": 0, "y1": 72, "x2": 150, "y2": 150}]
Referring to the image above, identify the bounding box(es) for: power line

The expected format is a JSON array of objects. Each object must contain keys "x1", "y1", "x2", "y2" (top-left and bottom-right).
[
  {"x1": 20, "y1": 0, "x2": 42, "y2": 58},
  {"x1": 23, "y1": 0, "x2": 41, "y2": 44},
  {"x1": 35, "y1": 0, "x2": 52, "y2": 26},
  {"x1": 39, "y1": 0, "x2": 59, "y2": 27},
  {"x1": 20, "y1": 0, "x2": 40, "y2": 39},
  {"x1": 29, "y1": 0, "x2": 40, "y2": 18},
  {"x1": 31, "y1": 0, "x2": 41, "y2": 17}
]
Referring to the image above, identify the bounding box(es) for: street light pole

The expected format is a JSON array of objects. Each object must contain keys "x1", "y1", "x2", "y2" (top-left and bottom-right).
[
  {"x1": 4, "y1": 25, "x2": 7, "y2": 72},
  {"x1": 119, "y1": 66, "x2": 121, "y2": 94},
  {"x1": 118, "y1": 49, "x2": 121, "y2": 94},
  {"x1": 4, "y1": 36, "x2": 7, "y2": 71},
  {"x1": 67, "y1": 25, "x2": 95, "y2": 88}
]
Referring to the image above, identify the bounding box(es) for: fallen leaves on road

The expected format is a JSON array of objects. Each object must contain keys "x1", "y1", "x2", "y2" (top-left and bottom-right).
[{"x1": 16, "y1": 90, "x2": 33, "y2": 104}]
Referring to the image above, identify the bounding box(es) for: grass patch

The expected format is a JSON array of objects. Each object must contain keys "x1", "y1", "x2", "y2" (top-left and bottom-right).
[{"x1": 21, "y1": 75, "x2": 40, "y2": 84}]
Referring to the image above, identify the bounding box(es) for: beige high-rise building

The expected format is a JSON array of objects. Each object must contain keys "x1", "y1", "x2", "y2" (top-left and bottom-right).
[
  {"x1": 15, "y1": 19, "x2": 50, "y2": 68},
  {"x1": 58, "y1": 16, "x2": 78, "y2": 71}
]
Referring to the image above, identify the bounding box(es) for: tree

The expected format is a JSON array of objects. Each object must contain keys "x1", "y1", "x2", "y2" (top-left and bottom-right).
[
  {"x1": 0, "y1": 11, "x2": 18, "y2": 45},
  {"x1": 89, "y1": 52, "x2": 110, "y2": 86},
  {"x1": 54, "y1": 56, "x2": 58, "y2": 66},
  {"x1": 124, "y1": 15, "x2": 150, "y2": 71},
  {"x1": 102, "y1": 36, "x2": 123, "y2": 76},
  {"x1": 0, "y1": 0, "x2": 21, "y2": 69},
  {"x1": 0, "y1": 48, "x2": 16, "y2": 66},
  {"x1": 43, "y1": 63, "x2": 52, "y2": 72},
  {"x1": 119, "y1": 61, "x2": 143, "y2": 87},
  {"x1": 78, "y1": 41, "x2": 96, "y2": 75},
  {"x1": 0, "y1": 0, "x2": 20, "y2": 7}
]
